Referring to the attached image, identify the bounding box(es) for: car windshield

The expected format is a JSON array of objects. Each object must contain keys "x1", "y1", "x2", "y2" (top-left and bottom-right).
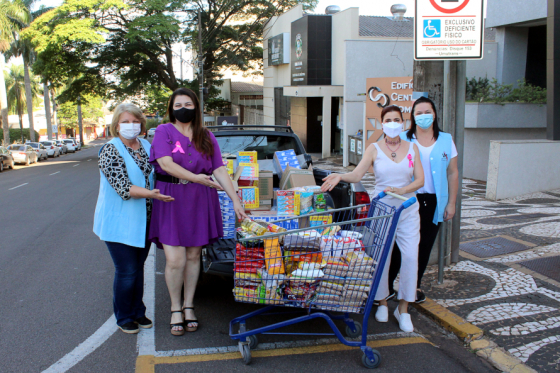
[
  {"x1": 8, "y1": 145, "x2": 26, "y2": 151},
  {"x1": 215, "y1": 134, "x2": 300, "y2": 160},
  {"x1": 28, "y1": 143, "x2": 39, "y2": 148},
  {"x1": 42, "y1": 142, "x2": 53, "y2": 146},
  {"x1": 63, "y1": 140, "x2": 73, "y2": 144}
]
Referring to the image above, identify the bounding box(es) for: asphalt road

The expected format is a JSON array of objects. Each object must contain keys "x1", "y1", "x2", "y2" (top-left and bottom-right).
[{"x1": 0, "y1": 141, "x2": 496, "y2": 373}]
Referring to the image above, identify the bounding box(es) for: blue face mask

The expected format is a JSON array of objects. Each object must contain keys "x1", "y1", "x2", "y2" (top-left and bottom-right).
[{"x1": 415, "y1": 114, "x2": 434, "y2": 129}]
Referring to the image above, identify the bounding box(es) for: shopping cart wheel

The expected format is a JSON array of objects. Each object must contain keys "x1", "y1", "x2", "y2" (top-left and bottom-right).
[
  {"x1": 240, "y1": 343, "x2": 252, "y2": 365},
  {"x1": 345, "y1": 321, "x2": 362, "y2": 338},
  {"x1": 362, "y1": 350, "x2": 381, "y2": 369},
  {"x1": 247, "y1": 335, "x2": 259, "y2": 350}
]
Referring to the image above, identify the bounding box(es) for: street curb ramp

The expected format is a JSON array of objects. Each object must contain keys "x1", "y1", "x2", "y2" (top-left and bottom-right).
[{"x1": 414, "y1": 298, "x2": 538, "y2": 373}]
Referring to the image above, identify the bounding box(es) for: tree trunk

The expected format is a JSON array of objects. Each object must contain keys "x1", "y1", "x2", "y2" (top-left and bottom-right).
[
  {"x1": 18, "y1": 109, "x2": 24, "y2": 143},
  {"x1": 51, "y1": 89, "x2": 58, "y2": 140},
  {"x1": 0, "y1": 53, "x2": 10, "y2": 145},
  {"x1": 77, "y1": 96, "x2": 83, "y2": 145},
  {"x1": 23, "y1": 57, "x2": 35, "y2": 142},
  {"x1": 44, "y1": 82, "x2": 52, "y2": 140}
]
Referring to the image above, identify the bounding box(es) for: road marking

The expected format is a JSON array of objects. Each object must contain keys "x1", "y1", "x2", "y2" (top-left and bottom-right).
[
  {"x1": 73, "y1": 164, "x2": 80, "y2": 167},
  {"x1": 137, "y1": 245, "x2": 156, "y2": 356},
  {"x1": 50, "y1": 171, "x2": 61, "y2": 175},
  {"x1": 88, "y1": 159, "x2": 92, "y2": 161},
  {"x1": 9, "y1": 183, "x2": 28, "y2": 190},
  {"x1": 41, "y1": 315, "x2": 118, "y2": 373}
]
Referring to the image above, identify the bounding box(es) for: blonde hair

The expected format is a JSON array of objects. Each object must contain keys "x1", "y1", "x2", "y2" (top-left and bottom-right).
[{"x1": 110, "y1": 103, "x2": 147, "y2": 137}]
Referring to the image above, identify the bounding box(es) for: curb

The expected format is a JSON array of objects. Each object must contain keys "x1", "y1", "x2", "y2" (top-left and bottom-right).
[{"x1": 414, "y1": 298, "x2": 538, "y2": 373}]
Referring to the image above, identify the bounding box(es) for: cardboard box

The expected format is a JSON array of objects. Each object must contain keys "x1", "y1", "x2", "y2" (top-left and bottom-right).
[
  {"x1": 234, "y1": 163, "x2": 259, "y2": 182},
  {"x1": 279, "y1": 165, "x2": 316, "y2": 190},
  {"x1": 237, "y1": 151, "x2": 257, "y2": 164},
  {"x1": 274, "y1": 149, "x2": 301, "y2": 177},
  {"x1": 258, "y1": 171, "x2": 273, "y2": 200},
  {"x1": 238, "y1": 186, "x2": 259, "y2": 209},
  {"x1": 259, "y1": 199, "x2": 272, "y2": 206}
]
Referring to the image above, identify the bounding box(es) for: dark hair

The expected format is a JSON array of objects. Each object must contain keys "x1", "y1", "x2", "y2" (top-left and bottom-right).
[
  {"x1": 166, "y1": 88, "x2": 214, "y2": 158},
  {"x1": 406, "y1": 96, "x2": 441, "y2": 141},
  {"x1": 381, "y1": 105, "x2": 403, "y2": 122}
]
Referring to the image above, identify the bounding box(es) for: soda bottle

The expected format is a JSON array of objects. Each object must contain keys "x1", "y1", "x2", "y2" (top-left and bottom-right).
[{"x1": 242, "y1": 219, "x2": 268, "y2": 236}]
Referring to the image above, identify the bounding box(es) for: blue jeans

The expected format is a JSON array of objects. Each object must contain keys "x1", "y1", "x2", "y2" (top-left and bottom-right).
[{"x1": 105, "y1": 239, "x2": 150, "y2": 326}]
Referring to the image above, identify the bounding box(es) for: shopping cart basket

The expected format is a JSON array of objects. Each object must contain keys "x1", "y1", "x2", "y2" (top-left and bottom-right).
[{"x1": 229, "y1": 192, "x2": 417, "y2": 368}]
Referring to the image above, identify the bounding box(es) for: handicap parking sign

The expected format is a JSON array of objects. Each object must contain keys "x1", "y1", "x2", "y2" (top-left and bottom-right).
[{"x1": 423, "y1": 19, "x2": 441, "y2": 38}]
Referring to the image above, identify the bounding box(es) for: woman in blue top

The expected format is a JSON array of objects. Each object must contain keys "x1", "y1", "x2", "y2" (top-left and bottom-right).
[
  {"x1": 386, "y1": 97, "x2": 459, "y2": 303},
  {"x1": 93, "y1": 103, "x2": 174, "y2": 334}
]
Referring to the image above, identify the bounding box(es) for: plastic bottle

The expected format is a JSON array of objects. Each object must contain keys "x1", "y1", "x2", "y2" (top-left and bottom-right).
[{"x1": 242, "y1": 219, "x2": 268, "y2": 236}]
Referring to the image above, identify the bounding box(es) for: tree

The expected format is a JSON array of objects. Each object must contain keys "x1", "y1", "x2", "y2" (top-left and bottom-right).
[
  {"x1": 4, "y1": 63, "x2": 39, "y2": 142},
  {"x1": 57, "y1": 93, "x2": 103, "y2": 130},
  {"x1": 23, "y1": 0, "x2": 317, "y2": 110},
  {"x1": 0, "y1": 0, "x2": 29, "y2": 145}
]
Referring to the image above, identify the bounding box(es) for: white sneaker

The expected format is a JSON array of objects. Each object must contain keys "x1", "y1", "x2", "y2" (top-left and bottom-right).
[
  {"x1": 394, "y1": 308, "x2": 414, "y2": 332},
  {"x1": 375, "y1": 305, "x2": 389, "y2": 322}
]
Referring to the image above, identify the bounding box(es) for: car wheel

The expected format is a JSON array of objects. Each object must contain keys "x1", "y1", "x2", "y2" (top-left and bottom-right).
[{"x1": 0, "y1": 162, "x2": 3, "y2": 172}]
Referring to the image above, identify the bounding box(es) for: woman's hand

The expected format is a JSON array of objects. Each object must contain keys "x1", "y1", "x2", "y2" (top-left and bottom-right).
[
  {"x1": 444, "y1": 203, "x2": 456, "y2": 221},
  {"x1": 321, "y1": 173, "x2": 342, "y2": 192},
  {"x1": 383, "y1": 186, "x2": 405, "y2": 195},
  {"x1": 151, "y1": 189, "x2": 175, "y2": 202},
  {"x1": 234, "y1": 200, "x2": 249, "y2": 221},
  {"x1": 194, "y1": 174, "x2": 223, "y2": 190}
]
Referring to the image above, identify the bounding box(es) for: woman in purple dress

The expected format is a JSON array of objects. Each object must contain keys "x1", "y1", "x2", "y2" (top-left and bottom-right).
[{"x1": 150, "y1": 88, "x2": 248, "y2": 336}]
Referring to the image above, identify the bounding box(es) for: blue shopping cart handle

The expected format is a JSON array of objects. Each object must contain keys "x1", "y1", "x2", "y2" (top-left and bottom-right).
[
  {"x1": 402, "y1": 197, "x2": 417, "y2": 209},
  {"x1": 376, "y1": 192, "x2": 417, "y2": 209}
]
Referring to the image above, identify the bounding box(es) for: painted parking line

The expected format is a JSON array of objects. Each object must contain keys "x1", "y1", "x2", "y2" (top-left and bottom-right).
[
  {"x1": 9, "y1": 183, "x2": 28, "y2": 190},
  {"x1": 50, "y1": 171, "x2": 61, "y2": 175},
  {"x1": 136, "y1": 337, "x2": 431, "y2": 372},
  {"x1": 73, "y1": 164, "x2": 80, "y2": 167}
]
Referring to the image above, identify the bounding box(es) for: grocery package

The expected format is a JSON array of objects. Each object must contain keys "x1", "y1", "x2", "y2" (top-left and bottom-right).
[
  {"x1": 234, "y1": 242, "x2": 266, "y2": 303},
  {"x1": 309, "y1": 214, "x2": 333, "y2": 231},
  {"x1": 313, "y1": 192, "x2": 327, "y2": 212},
  {"x1": 273, "y1": 149, "x2": 301, "y2": 177},
  {"x1": 339, "y1": 231, "x2": 364, "y2": 240},
  {"x1": 294, "y1": 191, "x2": 314, "y2": 215},
  {"x1": 276, "y1": 190, "x2": 295, "y2": 215},
  {"x1": 218, "y1": 191, "x2": 236, "y2": 239},
  {"x1": 233, "y1": 285, "x2": 265, "y2": 304},
  {"x1": 258, "y1": 268, "x2": 286, "y2": 305},
  {"x1": 321, "y1": 225, "x2": 341, "y2": 236},
  {"x1": 237, "y1": 151, "x2": 257, "y2": 164},
  {"x1": 283, "y1": 230, "x2": 322, "y2": 251},
  {"x1": 222, "y1": 158, "x2": 235, "y2": 177},
  {"x1": 234, "y1": 162, "x2": 259, "y2": 184},
  {"x1": 248, "y1": 211, "x2": 299, "y2": 230},
  {"x1": 263, "y1": 237, "x2": 285, "y2": 275},
  {"x1": 290, "y1": 262, "x2": 324, "y2": 280},
  {"x1": 239, "y1": 187, "x2": 259, "y2": 209},
  {"x1": 284, "y1": 280, "x2": 318, "y2": 302},
  {"x1": 259, "y1": 171, "x2": 274, "y2": 199}
]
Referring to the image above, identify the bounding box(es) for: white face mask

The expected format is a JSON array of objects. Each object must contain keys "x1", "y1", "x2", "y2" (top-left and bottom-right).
[
  {"x1": 119, "y1": 122, "x2": 141, "y2": 140},
  {"x1": 382, "y1": 121, "x2": 403, "y2": 139}
]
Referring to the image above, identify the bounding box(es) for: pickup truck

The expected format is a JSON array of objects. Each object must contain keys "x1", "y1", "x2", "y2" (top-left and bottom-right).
[{"x1": 202, "y1": 125, "x2": 371, "y2": 277}]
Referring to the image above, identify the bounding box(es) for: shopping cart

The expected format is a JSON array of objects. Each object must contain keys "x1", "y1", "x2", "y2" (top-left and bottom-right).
[{"x1": 229, "y1": 192, "x2": 417, "y2": 369}]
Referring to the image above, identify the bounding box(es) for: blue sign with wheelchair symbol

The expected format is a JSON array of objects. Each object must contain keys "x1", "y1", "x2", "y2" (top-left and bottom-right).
[{"x1": 423, "y1": 19, "x2": 441, "y2": 38}]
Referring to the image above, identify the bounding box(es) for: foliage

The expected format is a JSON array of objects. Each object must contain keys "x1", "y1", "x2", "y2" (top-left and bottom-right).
[
  {"x1": 23, "y1": 0, "x2": 317, "y2": 109},
  {"x1": 57, "y1": 94, "x2": 104, "y2": 128},
  {"x1": 146, "y1": 118, "x2": 165, "y2": 130},
  {"x1": 466, "y1": 78, "x2": 546, "y2": 105},
  {"x1": 0, "y1": 0, "x2": 30, "y2": 51},
  {"x1": 0, "y1": 127, "x2": 39, "y2": 144},
  {"x1": 4, "y1": 64, "x2": 40, "y2": 115}
]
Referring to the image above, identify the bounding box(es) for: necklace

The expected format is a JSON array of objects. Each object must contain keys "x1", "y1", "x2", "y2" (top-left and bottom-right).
[{"x1": 385, "y1": 138, "x2": 401, "y2": 161}]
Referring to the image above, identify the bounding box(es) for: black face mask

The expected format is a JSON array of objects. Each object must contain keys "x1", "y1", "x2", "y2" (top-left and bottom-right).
[{"x1": 174, "y1": 107, "x2": 196, "y2": 124}]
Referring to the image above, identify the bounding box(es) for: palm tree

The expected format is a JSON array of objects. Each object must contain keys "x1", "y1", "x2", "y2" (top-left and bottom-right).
[
  {"x1": 5, "y1": 63, "x2": 39, "y2": 142},
  {"x1": 0, "y1": 0, "x2": 29, "y2": 145}
]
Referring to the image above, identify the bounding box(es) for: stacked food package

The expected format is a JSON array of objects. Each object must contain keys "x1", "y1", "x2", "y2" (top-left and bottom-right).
[{"x1": 218, "y1": 191, "x2": 236, "y2": 239}]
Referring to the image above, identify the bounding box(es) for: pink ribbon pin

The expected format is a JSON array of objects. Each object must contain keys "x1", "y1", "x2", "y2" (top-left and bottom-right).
[
  {"x1": 407, "y1": 154, "x2": 414, "y2": 168},
  {"x1": 172, "y1": 141, "x2": 185, "y2": 154}
]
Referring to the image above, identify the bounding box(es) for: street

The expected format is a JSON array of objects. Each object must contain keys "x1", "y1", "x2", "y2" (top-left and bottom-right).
[{"x1": 0, "y1": 141, "x2": 494, "y2": 373}]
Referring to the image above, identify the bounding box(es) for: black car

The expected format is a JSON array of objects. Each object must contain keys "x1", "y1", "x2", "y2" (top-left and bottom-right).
[
  {"x1": 0, "y1": 146, "x2": 15, "y2": 172},
  {"x1": 201, "y1": 125, "x2": 371, "y2": 277}
]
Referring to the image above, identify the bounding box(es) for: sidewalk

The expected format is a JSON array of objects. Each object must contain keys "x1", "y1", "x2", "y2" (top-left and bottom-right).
[{"x1": 314, "y1": 158, "x2": 560, "y2": 373}]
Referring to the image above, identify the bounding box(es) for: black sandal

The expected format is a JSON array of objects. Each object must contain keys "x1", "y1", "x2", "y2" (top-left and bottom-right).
[
  {"x1": 182, "y1": 307, "x2": 199, "y2": 332},
  {"x1": 170, "y1": 310, "x2": 185, "y2": 336}
]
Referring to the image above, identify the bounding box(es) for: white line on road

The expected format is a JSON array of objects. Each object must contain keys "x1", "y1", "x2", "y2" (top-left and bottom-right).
[
  {"x1": 41, "y1": 315, "x2": 118, "y2": 373},
  {"x1": 73, "y1": 164, "x2": 80, "y2": 167},
  {"x1": 137, "y1": 244, "x2": 156, "y2": 356},
  {"x1": 87, "y1": 159, "x2": 92, "y2": 161},
  {"x1": 9, "y1": 183, "x2": 28, "y2": 190},
  {"x1": 50, "y1": 171, "x2": 61, "y2": 175}
]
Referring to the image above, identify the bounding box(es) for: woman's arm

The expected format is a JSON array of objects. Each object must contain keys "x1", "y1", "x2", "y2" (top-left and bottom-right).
[
  {"x1": 213, "y1": 166, "x2": 249, "y2": 221},
  {"x1": 157, "y1": 156, "x2": 222, "y2": 189},
  {"x1": 321, "y1": 144, "x2": 377, "y2": 192},
  {"x1": 129, "y1": 185, "x2": 174, "y2": 202},
  {"x1": 387, "y1": 144, "x2": 425, "y2": 195},
  {"x1": 444, "y1": 157, "x2": 459, "y2": 221}
]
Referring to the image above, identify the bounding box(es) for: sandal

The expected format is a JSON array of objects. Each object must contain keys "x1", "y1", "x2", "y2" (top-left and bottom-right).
[
  {"x1": 170, "y1": 310, "x2": 185, "y2": 336},
  {"x1": 182, "y1": 307, "x2": 199, "y2": 332}
]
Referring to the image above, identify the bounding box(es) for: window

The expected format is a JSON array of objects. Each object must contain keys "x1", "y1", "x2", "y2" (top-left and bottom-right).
[
  {"x1": 216, "y1": 135, "x2": 300, "y2": 160},
  {"x1": 8, "y1": 145, "x2": 26, "y2": 151}
]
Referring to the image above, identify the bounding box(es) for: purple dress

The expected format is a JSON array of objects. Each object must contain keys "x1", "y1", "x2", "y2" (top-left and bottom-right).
[{"x1": 149, "y1": 123, "x2": 224, "y2": 248}]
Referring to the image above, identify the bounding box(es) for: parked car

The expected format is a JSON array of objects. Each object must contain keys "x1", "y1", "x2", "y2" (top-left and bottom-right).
[
  {"x1": 0, "y1": 146, "x2": 15, "y2": 172},
  {"x1": 54, "y1": 140, "x2": 68, "y2": 154},
  {"x1": 27, "y1": 142, "x2": 48, "y2": 161},
  {"x1": 201, "y1": 125, "x2": 371, "y2": 277},
  {"x1": 62, "y1": 139, "x2": 77, "y2": 153},
  {"x1": 40, "y1": 141, "x2": 61, "y2": 157},
  {"x1": 68, "y1": 137, "x2": 81, "y2": 150},
  {"x1": 7, "y1": 144, "x2": 38, "y2": 165},
  {"x1": 146, "y1": 128, "x2": 156, "y2": 142}
]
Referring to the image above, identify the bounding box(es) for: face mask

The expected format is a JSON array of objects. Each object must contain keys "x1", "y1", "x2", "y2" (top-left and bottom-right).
[
  {"x1": 174, "y1": 107, "x2": 196, "y2": 124},
  {"x1": 119, "y1": 122, "x2": 141, "y2": 140},
  {"x1": 415, "y1": 114, "x2": 434, "y2": 129},
  {"x1": 382, "y1": 121, "x2": 403, "y2": 139}
]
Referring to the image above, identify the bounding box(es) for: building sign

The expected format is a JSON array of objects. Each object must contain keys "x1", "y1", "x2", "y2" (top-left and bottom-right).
[
  {"x1": 290, "y1": 15, "x2": 332, "y2": 86},
  {"x1": 267, "y1": 33, "x2": 290, "y2": 65},
  {"x1": 364, "y1": 77, "x2": 414, "y2": 151},
  {"x1": 415, "y1": 0, "x2": 485, "y2": 60},
  {"x1": 217, "y1": 116, "x2": 238, "y2": 126}
]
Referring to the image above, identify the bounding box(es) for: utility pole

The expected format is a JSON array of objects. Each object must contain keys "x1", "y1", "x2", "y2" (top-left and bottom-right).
[
  {"x1": 1, "y1": 54, "x2": 10, "y2": 145},
  {"x1": 180, "y1": 49, "x2": 184, "y2": 82},
  {"x1": 198, "y1": 9, "x2": 204, "y2": 118},
  {"x1": 77, "y1": 95, "x2": 83, "y2": 144},
  {"x1": 548, "y1": 0, "x2": 560, "y2": 140},
  {"x1": 44, "y1": 82, "x2": 53, "y2": 141}
]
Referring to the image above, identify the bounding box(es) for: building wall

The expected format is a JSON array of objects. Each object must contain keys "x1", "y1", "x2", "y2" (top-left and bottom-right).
[
  {"x1": 331, "y1": 7, "x2": 360, "y2": 86},
  {"x1": 496, "y1": 27, "x2": 529, "y2": 86},
  {"x1": 290, "y1": 97, "x2": 307, "y2": 148},
  {"x1": 486, "y1": 0, "x2": 546, "y2": 28},
  {"x1": 466, "y1": 42, "x2": 498, "y2": 80}
]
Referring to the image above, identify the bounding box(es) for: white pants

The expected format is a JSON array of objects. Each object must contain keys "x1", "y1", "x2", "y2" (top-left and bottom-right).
[{"x1": 374, "y1": 198, "x2": 420, "y2": 303}]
